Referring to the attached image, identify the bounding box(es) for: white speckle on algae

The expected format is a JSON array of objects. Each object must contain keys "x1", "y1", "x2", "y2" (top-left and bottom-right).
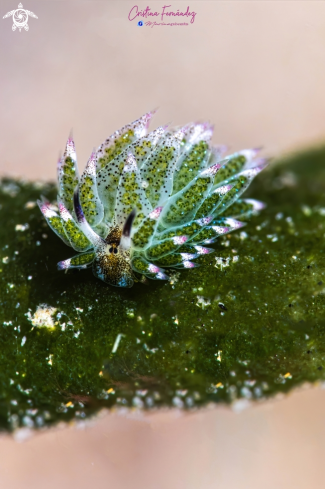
[
  {"x1": 15, "y1": 224, "x2": 29, "y2": 232},
  {"x1": 301, "y1": 205, "x2": 312, "y2": 216},
  {"x1": 215, "y1": 256, "x2": 230, "y2": 270},
  {"x1": 172, "y1": 396, "x2": 184, "y2": 408},
  {"x1": 136, "y1": 390, "x2": 148, "y2": 397},
  {"x1": 24, "y1": 201, "x2": 36, "y2": 209},
  {"x1": 169, "y1": 271, "x2": 180, "y2": 285},
  {"x1": 132, "y1": 396, "x2": 144, "y2": 408},
  {"x1": 1, "y1": 182, "x2": 19, "y2": 197},
  {"x1": 112, "y1": 333, "x2": 124, "y2": 353},
  {"x1": 196, "y1": 296, "x2": 211, "y2": 309},
  {"x1": 126, "y1": 308, "x2": 134, "y2": 318},
  {"x1": 26, "y1": 304, "x2": 57, "y2": 328},
  {"x1": 176, "y1": 389, "x2": 188, "y2": 397},
  {"x1": 240, "y1": 387, "x2": 252, "y2": 399},
  {"x1": 215, "y1": 350, "x2": 222, "y2": 362}
]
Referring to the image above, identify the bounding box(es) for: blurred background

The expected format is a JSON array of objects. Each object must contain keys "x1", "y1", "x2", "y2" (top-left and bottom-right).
[
  {"x1": 1, "y1": 1, "x2": 325, "y2": 180},
  {"x1": 1, "y1": 1, "x2": 325, "y2": 488}
]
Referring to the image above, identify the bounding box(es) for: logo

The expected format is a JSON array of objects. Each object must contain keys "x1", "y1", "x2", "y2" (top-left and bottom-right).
[
  {"x1": 128, "y1": 5, "x2": 197, "y2": 27},
  {"x1": 3, "y1": 3, "x2": 38, "y2": 32}
]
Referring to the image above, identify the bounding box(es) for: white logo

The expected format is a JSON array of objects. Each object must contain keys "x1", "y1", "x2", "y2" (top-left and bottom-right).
[{"x1": 3, "y1": 3, "x2": 38, "y2": 32}]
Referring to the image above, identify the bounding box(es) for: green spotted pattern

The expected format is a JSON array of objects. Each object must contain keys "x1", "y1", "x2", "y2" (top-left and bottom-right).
[
  {"x1": 132, "y1": 216, "x2": 157, "y2": 250},
  {"x1": 142, "y1": 143, "x2": 177, "y2": 208},
  {"x1": 209, "y1": 217, "x2": 229, "y2": 226},
  {"x1": 146, "y1": 237, "x2": 185, "y2": 260},
  {"x1": 131, "y1": 256, "x2": 151, "y2": 274},
  {"x1": 46, "y1": 216, "x2": 70, "y2": 247},
  {"x1": 173, "y1": 141, "x2": 209, "y2": 194},
  {"x1": 115, "y1": 164, "x2": 151, "y2": 228},
  {"x1": 195, "y1": 189, "x2": 225, "y2": 219},
  {"x1": 218, "y1": 175, "x2": 249, "y2": 215},
  {"x1": 97, "y1": 153, "x2": 133, "y2": 224},
  {"x1": 156, "y1": 254, "x2": 184, "y2": 266},
  {"x1": 58, "y1": 156, "x2": 79, "y2": 214},
  {"x1": 97, "y1": 129, "x2": 135, "y2": 170},
  {"x1": 62, "y1": 218, "x2": 92, "y2": 252},
  {"x1": 143, "y1": 272, "x2": 164, "y2": 281},
  {"x1": 39, "y1": 115, "x2": 267, "y2": 287},
  {"x1": 119, "y1": 172, "x2": 141, "y2": 214},
  {"x1": 213, "y1": 155, "x2": 246, "y2": 186},
  {"x1": 222, "y1": 199, "x2": 254, "y2": 218},
  {"x1": 188, "y1": 226, "x2": 223, "y2": 244},
  {"x1": 158, "y1": 220, "x2": 204, "y2": 241},
  {"x1": 161, "y1": 176, "x2": 212, "y2": 227},
  {"x1": 97, "y1": 132, "x2": 162, "y2": 224},
  {"x1": 176, "y1": 244, "x2": 199, "y2": 254},
  {"x1": 69, "y1": 251, "x2": 96, "y2": 267},
  {"x1": 188, "y1": 217, "x2": 230, "y2": 244},
  {"x1": 128, "y1": 127, "x2": 166, "y2": 170},
  {"x1": 79, "y1": 175, "x2": 100, "y2": 226},
  {"x1": 133, "y1": 139, "x2": 152, "y2": 160}
]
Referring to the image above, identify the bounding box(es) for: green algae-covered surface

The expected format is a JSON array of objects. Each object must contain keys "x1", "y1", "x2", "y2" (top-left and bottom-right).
[{"x1": 1, "y1": 146, "x2": 325, "y2": 432}]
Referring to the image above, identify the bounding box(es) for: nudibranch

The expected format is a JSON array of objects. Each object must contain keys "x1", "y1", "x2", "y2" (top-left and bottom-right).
[{"x1": 38, "y1": 111, "x2": 267, "y2": 287}]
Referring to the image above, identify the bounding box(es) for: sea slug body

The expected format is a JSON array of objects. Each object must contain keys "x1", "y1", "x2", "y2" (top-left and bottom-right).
[{"x1": 38, "y1": 111, "x2": 267, "y2": 287}]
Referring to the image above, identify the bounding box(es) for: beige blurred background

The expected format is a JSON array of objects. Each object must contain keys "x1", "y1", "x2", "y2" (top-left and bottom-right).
[
  {"x1": 1, "y1": 1, "x2": 325, "y2": 180},
  {"x1": 1, "y1": 1, "x2": 325, "y2": 488},
  {"x1": 1, "y1": 386, "x2": 325, "y2": 489}
]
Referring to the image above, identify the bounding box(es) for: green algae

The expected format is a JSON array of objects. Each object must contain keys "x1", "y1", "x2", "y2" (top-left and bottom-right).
[{"x1": 1, "y1": 146, "x2": 325, "y2": 431}]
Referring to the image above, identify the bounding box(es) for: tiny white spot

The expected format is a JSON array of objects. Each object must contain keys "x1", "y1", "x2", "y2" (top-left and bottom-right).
[
  {"x1": 112, "y1": 333, "x2": 124, "y2": 353},
  {"x1": 15, "y1": 224, "x2": 29, "y2": 232}
]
